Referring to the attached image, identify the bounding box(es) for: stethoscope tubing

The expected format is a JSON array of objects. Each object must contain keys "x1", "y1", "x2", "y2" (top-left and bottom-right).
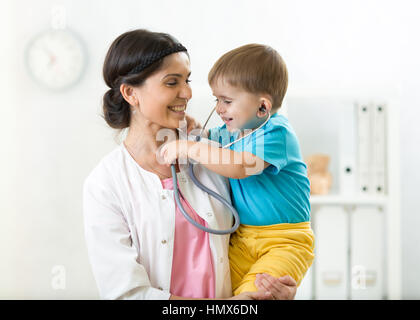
[
  {"x1": 171, "y1": 163, "x2": 240, "y2": 235},
  {"x1": 171, "y1": 110, "x2": 271, "y2": 235}
]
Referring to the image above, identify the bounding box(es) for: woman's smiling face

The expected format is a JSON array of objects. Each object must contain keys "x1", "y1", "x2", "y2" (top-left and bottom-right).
[{"x1": 132, "y1": 52, "x2": 192, "y2": 129}]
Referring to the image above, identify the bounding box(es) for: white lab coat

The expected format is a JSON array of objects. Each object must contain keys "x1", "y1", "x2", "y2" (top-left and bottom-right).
[{"x1": 83, "y1": 144, "x2": 233, "y2": 299}]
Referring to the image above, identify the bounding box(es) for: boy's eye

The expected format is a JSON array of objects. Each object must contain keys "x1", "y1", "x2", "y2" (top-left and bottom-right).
[{"x1": 214, "y1": 98, "x2": 231, "y2": 104}]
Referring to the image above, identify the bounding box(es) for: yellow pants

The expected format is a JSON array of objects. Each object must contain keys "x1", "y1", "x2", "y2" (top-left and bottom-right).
[{"x1": 229, "y1": 221, "x2": 315, "y2": 295}]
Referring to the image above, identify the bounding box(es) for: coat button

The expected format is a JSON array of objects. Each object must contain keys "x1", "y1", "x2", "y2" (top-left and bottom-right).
[
  {"x1": 206, "y1": 212, "x2": 213, "y2": 217},
  {"x1": 158, "y1": 287, "x2": 163, "y2": 290},
  {"x1": 161, "y1": 194, "x2": 166, "y2": 200},
  {"x1": 161, "y1": 239, "x2": 167, "y2": 244}
]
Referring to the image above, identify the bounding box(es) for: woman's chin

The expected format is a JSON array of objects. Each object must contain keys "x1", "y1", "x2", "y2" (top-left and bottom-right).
[
  {"x1": 166, "y1": 111, "x2": 186, "y2": 127},
  {"x1": 167, "y1": 118, "x2": 186, "y2": 129}
]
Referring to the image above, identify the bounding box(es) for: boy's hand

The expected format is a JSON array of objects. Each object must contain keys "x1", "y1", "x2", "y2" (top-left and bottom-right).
[
  {"x1": 160, "y1": 140, "x2": 191, "y2": 165},
  {"x1": 254, "y1": 273, "x2": 297, "y2": 300}
]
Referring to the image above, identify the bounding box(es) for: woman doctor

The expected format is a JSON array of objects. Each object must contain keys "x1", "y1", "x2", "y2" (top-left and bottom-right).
[{"x1": 83, "y1": 29, "x2": 297, "y2": 300}]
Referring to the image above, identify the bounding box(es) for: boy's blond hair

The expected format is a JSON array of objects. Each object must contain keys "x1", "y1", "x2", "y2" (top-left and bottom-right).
[{"x1": 208, "y1": 44, "x2": 288, "y2": 112}]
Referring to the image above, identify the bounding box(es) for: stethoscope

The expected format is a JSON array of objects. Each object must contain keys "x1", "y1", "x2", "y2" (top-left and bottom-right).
[{"x1": 170, "y1": 105, "x2": 271, "y2": 235}]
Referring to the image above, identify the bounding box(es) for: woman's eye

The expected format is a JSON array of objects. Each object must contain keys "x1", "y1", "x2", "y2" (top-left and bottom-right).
[
  {"x1": 167, "y1": 79, "x2": 191, "y2": 86},
  {"x1": 225, "y1": 100, "x2": 232, "y2": 104}
]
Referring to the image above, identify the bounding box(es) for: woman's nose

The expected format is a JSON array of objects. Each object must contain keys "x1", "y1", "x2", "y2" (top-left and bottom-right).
[{"x1": 179, "y1": 83, "x2": 192, "y2": 101}]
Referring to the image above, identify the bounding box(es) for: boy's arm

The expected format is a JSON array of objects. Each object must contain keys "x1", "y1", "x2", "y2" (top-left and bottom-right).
[
  {"x1": 160, "y1": 140, "x2": 270, "y2": 179},
  {"x1": 189, "y1": 141, "x2": 269, "y2": 179}
]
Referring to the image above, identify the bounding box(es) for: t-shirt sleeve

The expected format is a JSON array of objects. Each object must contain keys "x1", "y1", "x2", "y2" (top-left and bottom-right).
[
  {"x1": 208, "y1": 127, "x2": 219, "y2": 142},
  {"x1": 242, "y1": 124, "x2": 288, "y2": 175},
  {"x1": 208, "y1": 125, "x2": 231, "y2": 146}
]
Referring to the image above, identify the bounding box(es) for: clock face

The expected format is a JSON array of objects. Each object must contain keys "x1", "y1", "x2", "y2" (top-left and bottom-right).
[{"x1": 25, "y1": 29, "x2": 87, "y2": 90}]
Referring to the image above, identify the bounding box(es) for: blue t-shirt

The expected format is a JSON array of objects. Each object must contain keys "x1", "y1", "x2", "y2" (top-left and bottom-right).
[{"x1": 208, "y1": 113, "x2": 311, "y2": 226}]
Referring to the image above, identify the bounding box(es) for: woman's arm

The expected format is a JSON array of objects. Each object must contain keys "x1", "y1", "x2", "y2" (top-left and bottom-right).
[
  {"x1": 83, "y1": 176, "x2": 170, "y2": 300},
  {"x1": 169, "y1": 274, "x2": 297, "y2": 300},
  {"x1": 169, "y1": 291, "x2": 273, "y2": 300},
  {"x1": 160, "y1": 140, "x2": 270, "y2": 179}
]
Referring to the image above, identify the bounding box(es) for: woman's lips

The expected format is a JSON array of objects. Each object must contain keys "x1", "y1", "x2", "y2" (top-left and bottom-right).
[{"x1": 168, "y1": 105, "x2": 186, "y2": 115}]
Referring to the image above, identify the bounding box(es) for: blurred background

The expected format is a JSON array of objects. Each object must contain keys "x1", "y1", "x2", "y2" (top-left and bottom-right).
[{"x1": 0, "y1": 0, "x2": 418, "y2": 299}]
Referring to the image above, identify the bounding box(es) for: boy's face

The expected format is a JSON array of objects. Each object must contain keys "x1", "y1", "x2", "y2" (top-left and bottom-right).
[{"x1": 211, "y1": 78, "x2": 262, "y2": 132}]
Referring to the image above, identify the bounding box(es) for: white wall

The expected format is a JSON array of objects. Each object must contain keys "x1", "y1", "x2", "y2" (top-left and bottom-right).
[
  {"x1": 1, "y1": 0, "x2": 418, "y2": 299},
  {"x1": 398, "y1": 6, "x2": 420, "y2": 299}
]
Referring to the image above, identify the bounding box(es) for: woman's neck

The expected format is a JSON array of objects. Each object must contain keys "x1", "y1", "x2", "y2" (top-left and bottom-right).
[{"x1": 124, "y1": 116, "x2": 178, "y2": 175}]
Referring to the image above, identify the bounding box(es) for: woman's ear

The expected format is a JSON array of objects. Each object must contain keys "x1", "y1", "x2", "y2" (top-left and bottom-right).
[
  {"x1": 120, "y1": 83, "x2": 139, "y2": 108},
  {"x1": 256, "y1": 96, "x2": 273, "y2": 118}
]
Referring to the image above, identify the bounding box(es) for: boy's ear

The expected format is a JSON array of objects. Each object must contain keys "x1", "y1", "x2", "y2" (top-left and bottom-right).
[{"x1": 257, "y1": 96, "x2": 273, "y2": 118}]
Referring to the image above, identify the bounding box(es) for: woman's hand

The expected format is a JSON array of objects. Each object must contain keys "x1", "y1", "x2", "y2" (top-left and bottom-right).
[
  {"x1": 185, "y1": 114, "x2": 201, "y2": 134},
  {"x1": 254, "y1": 273, "x2": 297, "y2": 300},
  {"x1": 228, "y1": 290, "x2": 273, "y2": 300}
]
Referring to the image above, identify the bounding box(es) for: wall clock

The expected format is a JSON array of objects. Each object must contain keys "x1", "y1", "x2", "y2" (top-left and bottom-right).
[{"x1": 25, "y1": 29, "x2": 87, "y2": 91}]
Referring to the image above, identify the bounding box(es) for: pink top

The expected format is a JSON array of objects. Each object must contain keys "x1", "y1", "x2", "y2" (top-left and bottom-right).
[{"x1": 161, "y1": 177, "x2": 216, "y2": 299}]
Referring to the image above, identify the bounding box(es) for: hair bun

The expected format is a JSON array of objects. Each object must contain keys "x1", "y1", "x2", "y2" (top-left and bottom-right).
[{"x1": 102, "y1": 88, "x2": 130, "y2": 129}]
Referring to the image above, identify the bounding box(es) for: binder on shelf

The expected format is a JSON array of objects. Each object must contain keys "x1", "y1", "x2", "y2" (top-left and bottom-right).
[
  {"x1": 350, "y1": 207, "x2": 384, "y2": 299},
  {"x1": 314, "y1": 206, "x2": 349, "y2": 299},
  {"x1": 372, "y1": 104, "x2": 387, "y2": 194},
  {"x1": 355, "y1": 103, "x2": 373, "y2": 194},
  {"x1": 339, "y1": 101, "x2": 356, "y2": 195}
]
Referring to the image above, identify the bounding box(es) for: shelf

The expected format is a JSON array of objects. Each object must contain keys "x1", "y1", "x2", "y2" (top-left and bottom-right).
[{"x1": 310, "y1": 194, "x2": 388, "y2": 206}]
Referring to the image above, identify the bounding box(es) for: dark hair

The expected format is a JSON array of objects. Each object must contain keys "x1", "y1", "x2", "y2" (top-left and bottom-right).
[{"x1": 102, "y1": 29, "x2": 188, "y2": 129}]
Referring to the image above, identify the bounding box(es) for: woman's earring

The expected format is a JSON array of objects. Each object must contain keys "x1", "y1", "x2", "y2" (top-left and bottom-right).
[{"x1": 131, "y1": 105, "x2": 137, "y2": 115}]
